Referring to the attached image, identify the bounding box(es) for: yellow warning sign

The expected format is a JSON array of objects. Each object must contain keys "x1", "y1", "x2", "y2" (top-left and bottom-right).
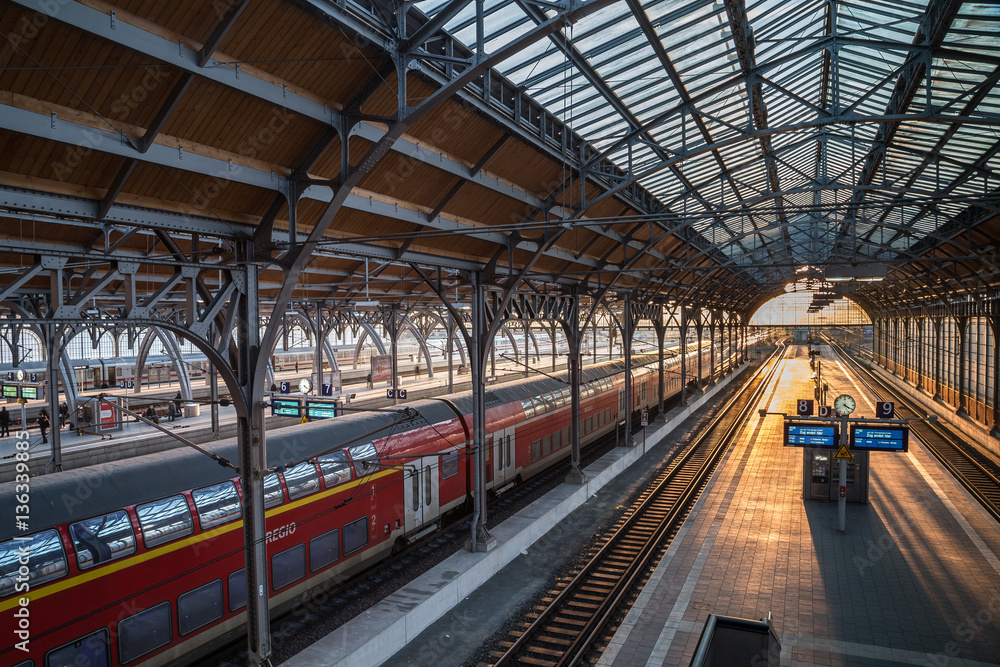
[
  {"x1": 834, "y1": 444, "x2": 853, "y2": 460},
  {"x1": 300, "y1": 415, "x2": 309, "y2": 424}
]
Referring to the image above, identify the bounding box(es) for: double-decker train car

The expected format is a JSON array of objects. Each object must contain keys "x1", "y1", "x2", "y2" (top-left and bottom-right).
[{"x1": 0, "y1": 343, "x2": 742, "y2": 666}]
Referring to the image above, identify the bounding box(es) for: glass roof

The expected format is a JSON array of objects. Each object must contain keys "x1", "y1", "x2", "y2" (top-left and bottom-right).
[{"x1": 416, "y1": 0, "x2": 1000, "y2": 290}]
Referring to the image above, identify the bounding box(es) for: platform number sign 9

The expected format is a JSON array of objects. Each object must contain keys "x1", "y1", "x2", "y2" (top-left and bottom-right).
[
  {"x1": 797, "y1": 399, "x2": 814, "y2": 416},
  {"x1": 876, "y1": 401, "x2": 895, "y2": 419}
]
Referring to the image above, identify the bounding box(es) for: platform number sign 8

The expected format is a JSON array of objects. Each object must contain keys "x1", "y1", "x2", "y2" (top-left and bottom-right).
[
  {"x1": 876, "y1": 401, "x2": 895, "y2": 419},
  {"x1": 797, "y1": 399, "x2": 814, "y2": 416}
]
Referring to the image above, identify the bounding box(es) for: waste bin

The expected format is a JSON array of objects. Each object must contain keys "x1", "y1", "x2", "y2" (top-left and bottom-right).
[
  {"x1": 690, "y1": 613, "x2": 780, "y2": 666},
  {"x1": 182, "y1": 402, "x2": 201, "y2": 418}
]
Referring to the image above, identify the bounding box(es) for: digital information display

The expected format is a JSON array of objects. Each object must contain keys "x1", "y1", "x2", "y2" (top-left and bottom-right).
[
  {"x1": 851, "y1": 426, "x2": 908, "y2": 452},
  {"x1": 271, "y1": 397, "x2": 302, "y2": 417},
  {"x1": 20, "y1": 386, "x2": 41, "y2": 400},
  {"x1": 784, "y1": 422, "x2": 839, "y2": 448},
  {"x1": 1, "y1": 385, "x2": 18, "y2": 398},
  {"x1": 305, "y1": 400, "x2": 339, "y2": 420}
]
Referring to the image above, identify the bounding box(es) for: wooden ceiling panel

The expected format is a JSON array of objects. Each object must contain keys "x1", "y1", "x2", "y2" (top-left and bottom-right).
[
  {"x1": 218, "y1": 0, "x2": 386, "y2": 107},
  {"x1": 358, "y1": 157, "x2": 463, "y2": 211},
  {"x1": 307, "y1": 135, "x2": 343, "y2": 181},
  {"x1": 0, "y1": 131, "x2": 129, "y2": 189},
  {"x1": 123, "y1": 162, "x2": 275, "y2": 219},
  {"x1": 159, "y1": 78, "x2": 326, "y2": 168},
  {"x1": 112, "y1": 0, "x2": 223, "y2": 46},
  {"x1": 442, "y1": 183, "x2": 525, "y2": 228},
  {"x1": 408, "y1": 101, "x2": 506, "y2": 166},
  {"x1": 0, "y1": 6, "x2": 186, "y2": 130},
  {"x1": 486, "y1": 139, "x2": 567, "y2": 197}
]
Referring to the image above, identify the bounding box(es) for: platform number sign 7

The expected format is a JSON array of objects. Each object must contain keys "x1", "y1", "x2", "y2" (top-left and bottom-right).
[
  {"x1": 876, "y1": 401, "x2": 894, "y2": 419},
  {"x1": 797, "y1": 399, "x2": 814, "y2": 416}
]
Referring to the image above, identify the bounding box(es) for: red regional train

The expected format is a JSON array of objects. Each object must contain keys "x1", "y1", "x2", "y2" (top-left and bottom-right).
[{"x1": 0, "y1": 344, "x2": 738, "y2": 666}]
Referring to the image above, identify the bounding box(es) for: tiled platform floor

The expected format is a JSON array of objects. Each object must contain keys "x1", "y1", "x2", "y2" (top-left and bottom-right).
[{"x1": 600, "y1": 345, "x2": 1000, "y2": 666}]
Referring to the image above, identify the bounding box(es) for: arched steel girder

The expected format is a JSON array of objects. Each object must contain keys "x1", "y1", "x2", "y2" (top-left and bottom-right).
[
  {"x1": 284, "y1": 308, "x2": 341, "y2": 374},
  {"x1": 1, "y1": 305, "x2": 79, "y2": 413},
  {"x1": 133, "y1": 326, "x2": 192, "y2": 400},
  {"x1": 401, "y1": 307, "x2": 469, "y2": 368}
]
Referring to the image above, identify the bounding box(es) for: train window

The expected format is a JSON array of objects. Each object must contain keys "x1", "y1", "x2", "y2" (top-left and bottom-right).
[
  {"x1": 531, "y1": 440, "x2": 541, "y2": 461},
  {"x1": 562, "y1": 428, "x2": 570, "y2": 448},
  {"x1": 272, "y1": 543, "x2": 306, "y2": 590},
  {"x1": 560, "y1": 388, "x2": 572, "y2": 404},
  {"x1": 178, "y1": 580, "x2": 223, "y2": 635},
  {"x1": 228, "y1": 569, "x2": 246, "y2": 611},
  {"x1": 348, "y1": 442, "x2": 379, "y2": 477},
  {"x1": 318, "y1": 451, "x2": 352, "y2": 488},
  {"x1": 520, "y1": 398, "x2": 535, "y2": 418},
  {"x1": 283, "y1": 461, "x2": 320, "y2": 500},
  {"x1": 542, "y1": 435, "x2": 551, "y2": 456},
  {"x1": 136, "y1": 495, "x2": 194, "y2": 549},
  {"x1": 531, "y1": 396, "x2": 545, "y2": 414},
  {"x1": 1, "y1": 529, "x2": 67, "y2": 597},
  {"x1": 425, "y1": 465, "x2": 433, "y2": 506},
  {"x1": 192, "y1": 482, "x2": 242, "y2": 530},
  {"x1": 264, "y1": 473, "x2": 284, "y2": 508},
  {"x1": 343, "y1": 517, "x2": 369, "y2": 555},
  {"x1": 542, "y1": 393, "x2": 556, "y2": 411},
  {"x1": 69, "y1": 510, "x2": 136, "y2": 570},
  {"x1": 13, "y1": 661, "x2": 32, "y2": 667},
  {"x1": 410, "y1": 467, "x2": 419, "y2": 512},
  {"x1": 441, "y1": 451, "x2": 459, "y2": 479},
  {"x1": 118, "y1": 601, "x2": 171, "y2": 663},
  {"x1": 310, "y1": 529, "x2": 340, "y2": 571},
  {"x1": 46, "y1": 628, "x2": 109, "y2": 667}
]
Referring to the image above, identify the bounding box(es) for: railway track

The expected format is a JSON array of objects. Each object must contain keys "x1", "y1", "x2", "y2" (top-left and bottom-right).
[
  {"x1": 826, "y1": 337, "x2": 1000, "y2": 523},
  {"x1": 487, "y1": 343, "x2": 787, "y2": 667}
]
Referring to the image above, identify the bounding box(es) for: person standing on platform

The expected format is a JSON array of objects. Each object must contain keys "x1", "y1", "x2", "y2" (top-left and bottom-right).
[
  {"x1": 38, "y1": 409, "x2": 50, "y2": 444},
  {"x1": 167, "y1": 401, "x2": 176, "y2": 422},
  {"x1": 59, "y1": 402, "x2": 69, "y2": 429},
  {"x1": 0, "y1": 406, "x2": 9, "y2": 437},
  {"x1": 173, "y1": 391, "x2": 182, "y2": 418},
  {"x1": 366, "y1": 372, "x2": 373, "y2": 389}
]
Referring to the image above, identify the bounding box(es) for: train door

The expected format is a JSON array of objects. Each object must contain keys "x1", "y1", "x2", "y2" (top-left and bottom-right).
[
  {"x1": 404, "y1": 455, "x2": 441, "y2": 534},
  {"x1": 492, "y1": 426, "x2": 516, "y2": 489}
]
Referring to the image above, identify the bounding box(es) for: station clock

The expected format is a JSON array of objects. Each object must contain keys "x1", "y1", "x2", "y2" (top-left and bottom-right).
[{"x1": 833, "y1": 394, "x2": 856, "y2": 416}]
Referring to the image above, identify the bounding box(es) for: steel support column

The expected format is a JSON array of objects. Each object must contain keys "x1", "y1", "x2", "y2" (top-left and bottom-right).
[
  {"x1": 990, "y1": 314, "x2": 1000, "y2": 438},
  {"x1": 695, "y1": 314, "x2": 703, "y2": 391},
  {"x1": 680, "y1": 307, "x2": 688, "y2": 406},
  {"x1": 934, "y1": 316, "x2": 943, "y2": 400},
  {"x1": 467, "y1": 272, "x2": 495, "y2": 552},
  {"x1": 235, "y1": 243, "x2": 271, "y2": 666},
  {"x1": 623, "y1": 300, "x2": 634, "y2": 444},
  {"x1": 709, "y1": 313, "x2": 717, "y2": 385},
  {"x1": 565, "y1": 299, "x2": 586, "y2": 483},
  {"x1": 957, "y1": 315, "x2": 969, "y2": 417},
  {"x1": 45, "y1": 323, "x2": 62, "y2": 473}
]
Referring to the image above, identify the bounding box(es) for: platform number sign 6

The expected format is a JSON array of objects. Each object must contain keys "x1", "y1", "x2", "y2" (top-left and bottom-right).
[
  {"x1": 797, "y1": 399, "x2": 814, "y2": 416},
  {"x1": 876, "y1": 401, "x2": 894, "y2": 419}
]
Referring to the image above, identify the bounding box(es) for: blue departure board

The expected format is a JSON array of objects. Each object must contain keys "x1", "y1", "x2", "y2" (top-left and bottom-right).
[
  {"x1": 305, "y1": 400, "x2": 339, "y2": 420},
  {"x1": 271, "y1": 397, "x2": 302, "y2": 417},
  {"x1": 851, "y1": 426, "x2": 908, "y2": 452},
  {"x1": 784, "y1": 422, "x2": 839, "y2": 448}
]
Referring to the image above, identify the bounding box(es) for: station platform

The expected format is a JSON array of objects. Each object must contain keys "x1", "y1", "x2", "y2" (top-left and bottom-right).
[
  {"x1": 599, "y1": 344, "x2": 1000, "y2": 666},
  {"x1": 281, "y1": 363, "x2": 752, "y2": 667}
]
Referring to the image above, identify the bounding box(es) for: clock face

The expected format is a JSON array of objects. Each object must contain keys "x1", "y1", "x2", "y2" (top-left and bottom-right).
[
  {"x1": 298, "y1": 378, "x2": 313, "y2": 394},
  {"x1": 834, "y1": 394, "x2": 856, "y2": 415},
  {"x1": 15, "y1": 369, "x2": 25, "y2": 382}
]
